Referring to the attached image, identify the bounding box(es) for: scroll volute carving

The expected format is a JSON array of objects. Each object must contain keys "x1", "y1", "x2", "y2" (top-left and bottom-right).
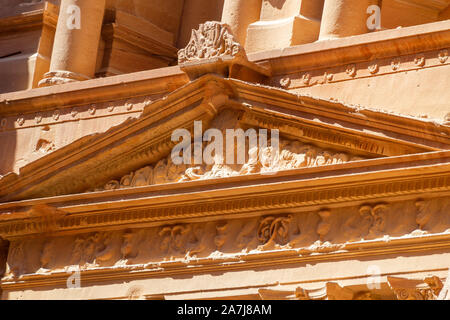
[
  {"x1": 388, "y1": 276, "x2": 444, "y2": 300},
  {"x1": 257, "y1": 215, "x2": 292, "y2": 250}
]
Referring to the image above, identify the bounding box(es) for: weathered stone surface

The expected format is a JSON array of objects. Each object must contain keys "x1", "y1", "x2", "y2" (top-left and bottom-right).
[{"x1": 0, "y1": 0, "x2": 450, "y2": 300}]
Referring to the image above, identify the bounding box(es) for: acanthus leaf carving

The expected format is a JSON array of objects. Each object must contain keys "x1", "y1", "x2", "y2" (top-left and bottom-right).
[
  {"x1": 178, "y1": 21, "x2": 244, "y2": 64},
  {"x1": 93, "y1": 132, "x2": 364, "y2": 193},
  {"x1": 257, "y1": 215, "x2": 292, "y2": 249}
]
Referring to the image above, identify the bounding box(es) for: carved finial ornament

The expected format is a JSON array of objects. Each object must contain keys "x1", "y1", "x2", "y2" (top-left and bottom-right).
[
  {"x1": 177, "y1": 21, "x2": 270, "y2": 80},
  {"x1": 178, "y1": 21, "x2": 244, "y2": 64}
]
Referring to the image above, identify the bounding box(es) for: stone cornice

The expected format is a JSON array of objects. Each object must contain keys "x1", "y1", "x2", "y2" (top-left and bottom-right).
[
  {"x1": 248, "y1": 19, "x2": 450, "y2": 75},
  {"x1": 0, "y1": 2, "x2": 58, "y2": 35},
  {"x1": 0, "y1": 66, "x2": 189, "y2": 117},
  {"x1": 0, "y1": 150, "x2": 449, "y2": 239},
  {"x1": 229, "y1": 80, "x2": 450, "y2": 148}
]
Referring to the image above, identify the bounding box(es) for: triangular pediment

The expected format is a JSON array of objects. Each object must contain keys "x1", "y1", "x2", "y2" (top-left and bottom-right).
[{"x1": 0, "y1": 74, "x2": 449, "y2": 201}]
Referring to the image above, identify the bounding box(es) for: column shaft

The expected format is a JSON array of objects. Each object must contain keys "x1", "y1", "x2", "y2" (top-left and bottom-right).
[
  {"x1": 221, "y1": 0, "x2": 262, "y2": 46},
  {"x1": 39, "y1": 0, "x2": 105, "y2": 86},
  {"x1": 319, "y1": 0, "x2": 371, "y2": 40}
]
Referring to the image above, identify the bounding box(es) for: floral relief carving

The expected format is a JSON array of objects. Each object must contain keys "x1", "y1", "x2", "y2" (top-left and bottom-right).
[
  {"x1": 388, "y1": 276, "x2": 444, "y2": 300},
  {"x1": 95, "y1": 137, "x2": 362, "y2": 192},
  {"x1": 178, "y1": 21, "x2": 244, "y2": 64},
  {"x1": 391, "y1": 58, "x2": 401, "y2": 71},
  {"x1": 236, "y1": 220, "x2": 258, "y2": 250},
  {"x1": 257, "y1": 215, "x2": 292, "y2": 249},
  {"x1": 414, "y1": 54, "x2": 425, "y2": 67},
  {"x1": 4, "y1": 198, "x2": 450, "y2": 277},
  {"x1": 346, "y1": 64, "x2": 357, "y2": 77},
  {"x1": 16, "y1": 116, "x2": 24, "y2": 126},
  {"x1": 39, "y1": 239, "x2": 56, "y2": 270},
  {"x1": 279, "y1": 77, "x2": 291, "y2": 88}
]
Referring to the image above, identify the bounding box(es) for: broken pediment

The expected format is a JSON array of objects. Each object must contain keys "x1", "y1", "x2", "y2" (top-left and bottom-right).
[{"x1": 0, "y1": 74, "x2": 448, "y2": 201}]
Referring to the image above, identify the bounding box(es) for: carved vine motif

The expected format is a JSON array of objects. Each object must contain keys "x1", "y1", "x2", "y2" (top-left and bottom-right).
[
  {"x1": 257, "y1": 215, "x2": 292, "y2": 249},
  {"x1": 96, "y1": 137, "x2": 363, "y2": 192},
  {"x1": 178, "y1": 21, "x2": 244, "y2": 64},
  {"x1": 7, "y1": 198, "x2": 449, "y2": 278},
  {"x1": 388, "y1": 276, "x2": 444, "y2": 300}
]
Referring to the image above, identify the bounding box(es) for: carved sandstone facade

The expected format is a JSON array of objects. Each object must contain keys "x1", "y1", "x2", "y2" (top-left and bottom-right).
[{"x1": 0, "y1": 1, "x2": 450, "y2": 300}]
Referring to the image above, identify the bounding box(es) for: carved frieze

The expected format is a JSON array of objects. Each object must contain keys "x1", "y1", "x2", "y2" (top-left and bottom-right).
[
  {"x1": 257, "y1": 215, "x2": 291, "y2": 249},
  {"x1": 92, "y1": 109, "x2": 366, "y2": 192},
  {"x1": 3, "y1": 197, "x2": 450, "y2": 279},
  {"x1": 259, "y1": 282, "x2": 383, "y2": 300}
]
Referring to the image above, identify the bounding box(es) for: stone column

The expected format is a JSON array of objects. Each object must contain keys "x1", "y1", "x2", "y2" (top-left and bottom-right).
[
  {"x1": 221, "y1": 0, "x2": 262, "y2": 46},
  {"x1": 39, "y1": 0, "x2": 105, "y2": 86},
  {"x1": 318, "y1": 0, "x2": 371, "y2": 40},
  {"x1": 299, "y1": 0, "x2": 325, "y2": 21}
]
